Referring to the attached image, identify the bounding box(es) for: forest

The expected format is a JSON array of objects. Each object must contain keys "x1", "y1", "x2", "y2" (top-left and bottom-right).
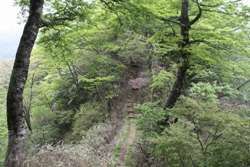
[{"x1": 0, "y1": 0, "x2": 250, "y2": 166}]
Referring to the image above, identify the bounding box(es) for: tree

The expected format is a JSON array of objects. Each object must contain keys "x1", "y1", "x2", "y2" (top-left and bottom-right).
[
  {"x1": 161, "y1": 0, "x2": 250, "y2": 111},
  {"x1": 99, "y1": 0, "x2": 250, "y2": 104},
  {"x1": 4, "y1": 0, "x2": 90, "y2": 165},
  {"x1": 4, "y1": 1, "x2": 44, "y2": 166},
  {"x1": 134, "y1": 0, "x2": 250, "y2": 165},
  {"x1": 164, "y1": 0, "x2": 198, "y2": 109}
]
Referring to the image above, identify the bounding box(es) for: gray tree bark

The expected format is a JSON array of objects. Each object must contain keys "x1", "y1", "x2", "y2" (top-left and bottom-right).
[{"x1": 4, "y1": 0, "x2": 44, "y2": 166}]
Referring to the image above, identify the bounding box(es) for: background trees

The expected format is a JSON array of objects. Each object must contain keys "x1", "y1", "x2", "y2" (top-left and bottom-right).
[{"x1": 1, "y1": 0, "x2": 250, "y2": 166}]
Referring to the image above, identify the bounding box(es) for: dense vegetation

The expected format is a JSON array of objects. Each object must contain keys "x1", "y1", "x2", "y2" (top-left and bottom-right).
[
  {"x1": 1, "y1": 0, "x2": 250, "y2": 166},
  {"x1": 0, "y1": 60, "x2": 12, "y2": 166}
]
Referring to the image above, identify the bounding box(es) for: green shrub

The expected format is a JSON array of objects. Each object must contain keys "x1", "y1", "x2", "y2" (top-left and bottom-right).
[
  {"x1": 71, "y1": 103, "x2": 106, "y2": 142},
  {"x1": 135, "y1": 102, "x2": 166, "y2": 136},
  {"x1": 0, "y1": 86, "x2": 8, "y2": 165},
  {"x1": 150, "y1": 70, "x2": 175, "y2": 103},
  {"x1": 31, "y1": 105, "x2": 75, "y2": 145},
  {"x1": 189, "y1": 82, "x2": 238, "y2": 103},
  {"x1": 144, "y1": 97, "x2": 250, "y2": 167}
]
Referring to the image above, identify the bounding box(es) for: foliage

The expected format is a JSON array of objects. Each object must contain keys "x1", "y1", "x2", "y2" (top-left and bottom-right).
[
  {"x1": 150, "y1": 70, "x2": 175, "y2": 103},
  {"x1": 137, "y1": 96, "x2": 250, "y2": 167},
  {"x1": 0, "y1": 104, "x2": 7, "y2": 166},
  {"x1": 135, "y1": 102, "x2": 165, "y2": 136},
  {"x1": 0, "y1": 60, "x2": 12, "y2": 165},
  {"x1": 189, "y1": 82, "x2": 238, "y2": 103},
  {"x1": 150, "y1": 70, "x2": 174, "y2": 90},
  {"x1": 2, "y1": 0, "x2": 250, "y2": 166},
  {"x1": 71, "y1": 103, "x2": 106, "y2": 142},
  {"x1": 31, "y1": 105, "x2": 74, "y2": 145}
]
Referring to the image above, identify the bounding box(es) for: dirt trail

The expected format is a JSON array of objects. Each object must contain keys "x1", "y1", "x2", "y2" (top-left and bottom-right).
[{"x1": 118, "y1": 121, "x2": 136, "y2": 167}]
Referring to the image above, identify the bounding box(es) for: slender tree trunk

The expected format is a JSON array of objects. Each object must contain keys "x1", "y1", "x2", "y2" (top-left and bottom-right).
[
  {"x1": 165, "y1": 0, "x2": 190, "y2": 109},
  {"x1": 4, "y1": 1, "x2": 44, "y2": 166}
]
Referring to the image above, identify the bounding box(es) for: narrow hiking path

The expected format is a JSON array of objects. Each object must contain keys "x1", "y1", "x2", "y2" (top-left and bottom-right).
[
  {"x1": 118, "y1": 121, "x2": 136, "y2": 167},
  {"x1": 117, "y1": 63, "x2": 140, "y2": 167},
  {"x1": 117, "y1": 98, "x2": 136, "y2": 167}
]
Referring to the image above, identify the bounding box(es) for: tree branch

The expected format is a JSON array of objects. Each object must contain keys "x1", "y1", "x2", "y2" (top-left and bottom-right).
[
  {"x1": 205, "y1": 127, "x2": 223, "y2": 150},
  {"x1": 190, "y1": 0, "x2": 202, "y2": 25},
  {"x1": 189, "y1": 39, "x2": 229, "y2": 50},
  {"x1": 202, "y1": 9, "x2": 232, "y2": 15},
  {"x1": 189, "y1": 39, "x2": 209, "y2": 45},
  {"x1": 195, "y1": 129, "x2": 204, "y2": 151},
  {"x1": 228, "y1": 0, "x2": 242, "y2": 3},
  {"x1": 199, "y1": 3, "x2": 221, "y2": 8},
  {"x1": 39, "y1": 17, "x2": 74, "y2": 28},
  {"x1": 100, "y1": 0, "x2": 124, "y2": 5},
  {"x1": 100, "y1": 0, "x2": 123, "y2": 25},
  {"x1": 237, "y1": 79, "x2": 250, "y2": 90},
  {"x1": 159, "y1": 16, "x2": 181, "y2": 25},
  {"x1": 23, "y1": 73, "x2": 35, "y2": 132},
  {"x1": 199, "y1": 0, "x2": 240, "y2": 8}
]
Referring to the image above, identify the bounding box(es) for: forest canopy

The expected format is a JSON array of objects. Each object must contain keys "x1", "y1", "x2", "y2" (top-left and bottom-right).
[{"x1": 1, "y1": 0, "x2": 250, "y2": 166}]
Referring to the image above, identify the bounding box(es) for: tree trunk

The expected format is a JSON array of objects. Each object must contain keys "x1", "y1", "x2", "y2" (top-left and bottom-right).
[
  {"x1": 4, "y1": 1, "x2": 44, "y2": 166},
  {"x1": 165, "y1": 0, "x2": 190, "y2": 109}
]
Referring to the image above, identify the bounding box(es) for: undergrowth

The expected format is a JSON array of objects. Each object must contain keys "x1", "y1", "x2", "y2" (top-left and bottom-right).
[{"x1": 23, "y1": 121, "x2": 123, "y2": 167}]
